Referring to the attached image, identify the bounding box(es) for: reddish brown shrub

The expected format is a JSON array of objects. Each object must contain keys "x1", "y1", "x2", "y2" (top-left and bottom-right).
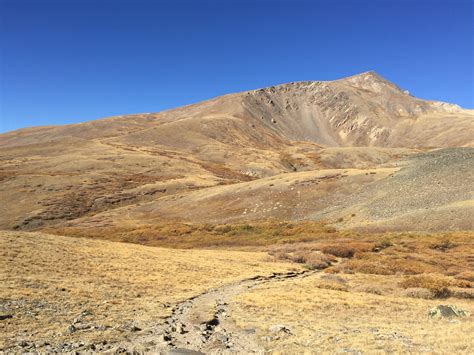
[
  {"x1": 399, "y1": 275, "x2": 452, "y2": 298},
  {"x1": 455, "y1": 271, "x2": 474, "y2": 283},
  {"x1": 320, "y1": 242, "x2": 375, "y2": 258},
  {"x1": 272, "y1": 249, "x2": 334, "y2": 270}
]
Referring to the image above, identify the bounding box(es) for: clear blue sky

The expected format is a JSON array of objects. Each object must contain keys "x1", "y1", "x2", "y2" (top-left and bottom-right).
[{"x1": 1, "y1": 0, "x2": 473, "y2": 133}]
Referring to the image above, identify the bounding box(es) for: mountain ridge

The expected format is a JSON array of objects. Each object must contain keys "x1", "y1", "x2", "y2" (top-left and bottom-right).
[
  {"x1": 0, "y1": 72, "x2": 472, "y2": 233},
  {"x1": 0, "y1": 71, "x2": 472, "y2": 147}
]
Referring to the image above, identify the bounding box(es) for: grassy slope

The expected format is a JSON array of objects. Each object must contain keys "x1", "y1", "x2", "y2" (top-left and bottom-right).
[
  {"x1": 234, "y1": 273, "x2": 473, "y2": 353},
  {"x1": 0, "y1": 231, "x2": 297, "y2": 351},
  {"x1": 1, "y1": 227, "x2": 472, "y2": 352}
]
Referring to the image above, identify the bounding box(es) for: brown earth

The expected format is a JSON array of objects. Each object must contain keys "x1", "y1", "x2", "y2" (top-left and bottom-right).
[{"x1": 0, "y1": 71, "x2": 473, "y2": 233}]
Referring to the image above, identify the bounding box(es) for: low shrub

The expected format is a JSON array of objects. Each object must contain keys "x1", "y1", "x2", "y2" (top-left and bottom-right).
[
  {"x1": 213, "y1": 224, "x2": 231, "y2": 234},
  {"x1": 430, "y1": 239, "x2": 457, "y2": 251},
  {"x1": 320, "y1": 244, "x2": 356, "y2": 258},
  {"x1": 320, "y1": 242, "x2": 375, "y2": 258},
  {"x1": 374, "y1": 238, "x2": 393, "y2": 251},
  {"x1": 455, "y1": 271, "x2": 474, "y2": 282},
  {"x1": 320, "y1": 274, "x2": 347, "y2": 284},
  {"x1": 353, "y1": 285, "x2": 383, "y2": 295},
  {"x1": 402, "y1": 287, "x2": 435, "y2": 299},
  {"x1": 399, "y1": 275, "x2": 452, "y2": 298},
  {"x1": 451, "y1": 288, "x2": 474, "y2": 299},
  {"x1": 315, "y1": 280, "x2": 348, "y2": 292},
  {"x1": 301, "y1": 252, "x2": 333, "y2": 270},
  {"x1": 335, "y1": 260, "x2": 394, "y2": 275},
  {"x1": 273, "y1": 250, "x2": 334, "y2": 270}
]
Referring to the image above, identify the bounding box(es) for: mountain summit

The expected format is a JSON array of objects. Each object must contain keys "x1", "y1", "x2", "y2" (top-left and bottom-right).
[
  {"x1": 1, "y1": 71, "x2": 470, "y2": 149},
  {"x1": 338, "y1": 70, "x2": 405, "y2": 93}
]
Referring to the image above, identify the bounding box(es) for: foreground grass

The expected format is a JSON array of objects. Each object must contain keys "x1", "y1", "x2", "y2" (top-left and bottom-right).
[
  {"x1": 0, "y1": 231, "x2": 297, "y2": 351},
  {"x1": 233, "y1": 273, "x2": 473, "y2": 353},
  {"x1": 6, "y1": 223, "x2": 473, "y2": 352}
]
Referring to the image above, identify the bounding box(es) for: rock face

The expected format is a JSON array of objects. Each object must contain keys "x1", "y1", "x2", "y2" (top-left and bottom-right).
[
  {"x1": 241, "y1": 71, "x2": 471, "y2": 147},
  {"x1": 428, "y1": 305, "x2": 471, "y2": 319}
]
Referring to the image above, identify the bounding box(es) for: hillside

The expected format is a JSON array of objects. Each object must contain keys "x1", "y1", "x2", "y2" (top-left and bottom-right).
[{"x1": 0, "y1": 71, "x2": 473, "y2": 233}]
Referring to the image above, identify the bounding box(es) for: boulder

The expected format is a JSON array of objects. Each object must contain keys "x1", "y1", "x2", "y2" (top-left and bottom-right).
[
  {"x1": 269, "y1": 324, "x2": 292, "y2": 334},
  {"x1": 428, "y1": 305, "x2": 470, "y2": 319}
]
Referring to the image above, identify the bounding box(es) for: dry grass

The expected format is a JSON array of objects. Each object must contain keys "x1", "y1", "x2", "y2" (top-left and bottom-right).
[
  {"x1": 326, "y1": 231, "x2": 474, "y2": 278},
  {"x1": 48, "y1": 223, "x2": 473, "y2": 274},
  {"x1": 46, "y1": 220, "x2": 342, "y2": 249},
  {"x1": 4, "y1": 224, "x2": 471, "y2": 352},
  {"x1": 0, "y1": 231, "x2": 297, "y2": 351},
  {"x1": 47, "y1": 222, "x2": 474, "y2": 293},
  {"x1": 233, "y1": 272, "x2": 474, "y2": 353}
]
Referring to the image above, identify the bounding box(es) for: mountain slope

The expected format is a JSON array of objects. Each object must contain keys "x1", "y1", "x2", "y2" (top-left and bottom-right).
[
  {"x1": 0, "y1": 71, "x2": 472, "y2": 232},
  {"x1": 1, "y1": 71, "x2": 472, "y2": 150}
]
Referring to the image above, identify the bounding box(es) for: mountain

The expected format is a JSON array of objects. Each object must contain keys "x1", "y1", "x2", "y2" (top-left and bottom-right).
[{"x1": 0, "y1": 71, "x2": 473, "y2": 233}]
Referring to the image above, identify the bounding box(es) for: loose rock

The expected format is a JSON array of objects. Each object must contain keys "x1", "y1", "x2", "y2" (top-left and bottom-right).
[
  {"x1": 269, "y1": 324, "x2": 292, "y2": 334},
  {"x1": 428, "y1": 305, "x2": 470, "y2": 319}
]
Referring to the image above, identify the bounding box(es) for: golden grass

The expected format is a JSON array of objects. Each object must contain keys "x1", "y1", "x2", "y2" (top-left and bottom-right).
[
  {"x1": 0, "y1": 231, "x2": 298, "y2": 350},
  {"x1": 47, "y1": 221, "x2": 474, "y2": 287},
  {"x1": 46, "y1": 220, "x2": 341, "y2": 249},
  {"x1": 1, "y1": 225, "x2": 472, "y2": 352},
  {"x1": 233, "y1": 273, "x2": 474, "y2": 353},
  {"x1": 330, "y1": 232, "x2": 474, "y2": 279},
  {"x1": 46, "y1": 222, "x2": 474, "y2": 302}
]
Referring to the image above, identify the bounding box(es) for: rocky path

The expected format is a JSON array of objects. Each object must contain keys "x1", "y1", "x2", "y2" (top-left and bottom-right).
[{"x1": 115, "y1": 268, "x2": 321, "y2": 354}]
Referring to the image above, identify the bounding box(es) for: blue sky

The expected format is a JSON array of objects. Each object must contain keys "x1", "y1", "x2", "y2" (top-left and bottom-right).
[{"x1": 1, "y1": 0, "x2": 473, "y2": 133}]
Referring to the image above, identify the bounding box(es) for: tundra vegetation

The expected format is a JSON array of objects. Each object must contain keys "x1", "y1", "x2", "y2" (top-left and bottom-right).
[{"x1": 1, "y1": 72, "x2": 472, "y2": 352}]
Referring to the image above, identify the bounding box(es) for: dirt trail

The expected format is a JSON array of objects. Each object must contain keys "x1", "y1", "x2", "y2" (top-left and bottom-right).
[{"x1": 114, "y1": 269, "x2": 321, "y2": 353}]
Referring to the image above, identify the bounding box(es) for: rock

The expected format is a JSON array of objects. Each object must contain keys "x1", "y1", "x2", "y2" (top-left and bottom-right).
[
  {"x1": 176, "y1": 322, "x2": 187, "y2": 334},
  {"x1": 66, "y1": 324, "x2": 77, "y2": 334},
  {"x1": 340, "y1": 348, "x2": 362, "y2": 354},
  {"x1": 205, "y1": 317, "x2": 219, "y2": 329},
  {"x1": 0, "y1": 314, "x2": 13, "y2": 320},
  {"x1": 269, "y1": 324, "x2": 292, "y2": 334},
  {"x1": 168, "y1": 348, "x2": 205, "y2": 354},
  {"x1": 19, "y1": 341, "x2": 29, "y2": 347},
  {"x1": 94, "y1": 324, "x2": 111, "y2": 331},
  {"x1": 130, "y1": 325, "x2": 142, "y2": 332},
  {"x1": 428, "y1": 305, "x2": 471, "y2": 319},
  {"x1": 214, "y1": 332, "x2": 229, "y2": 343}
]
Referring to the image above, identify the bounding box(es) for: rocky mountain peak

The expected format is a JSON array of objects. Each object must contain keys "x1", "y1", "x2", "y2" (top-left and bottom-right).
[{"x1": 338, "y1": 70, "x2": 404, "y2": 94}]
